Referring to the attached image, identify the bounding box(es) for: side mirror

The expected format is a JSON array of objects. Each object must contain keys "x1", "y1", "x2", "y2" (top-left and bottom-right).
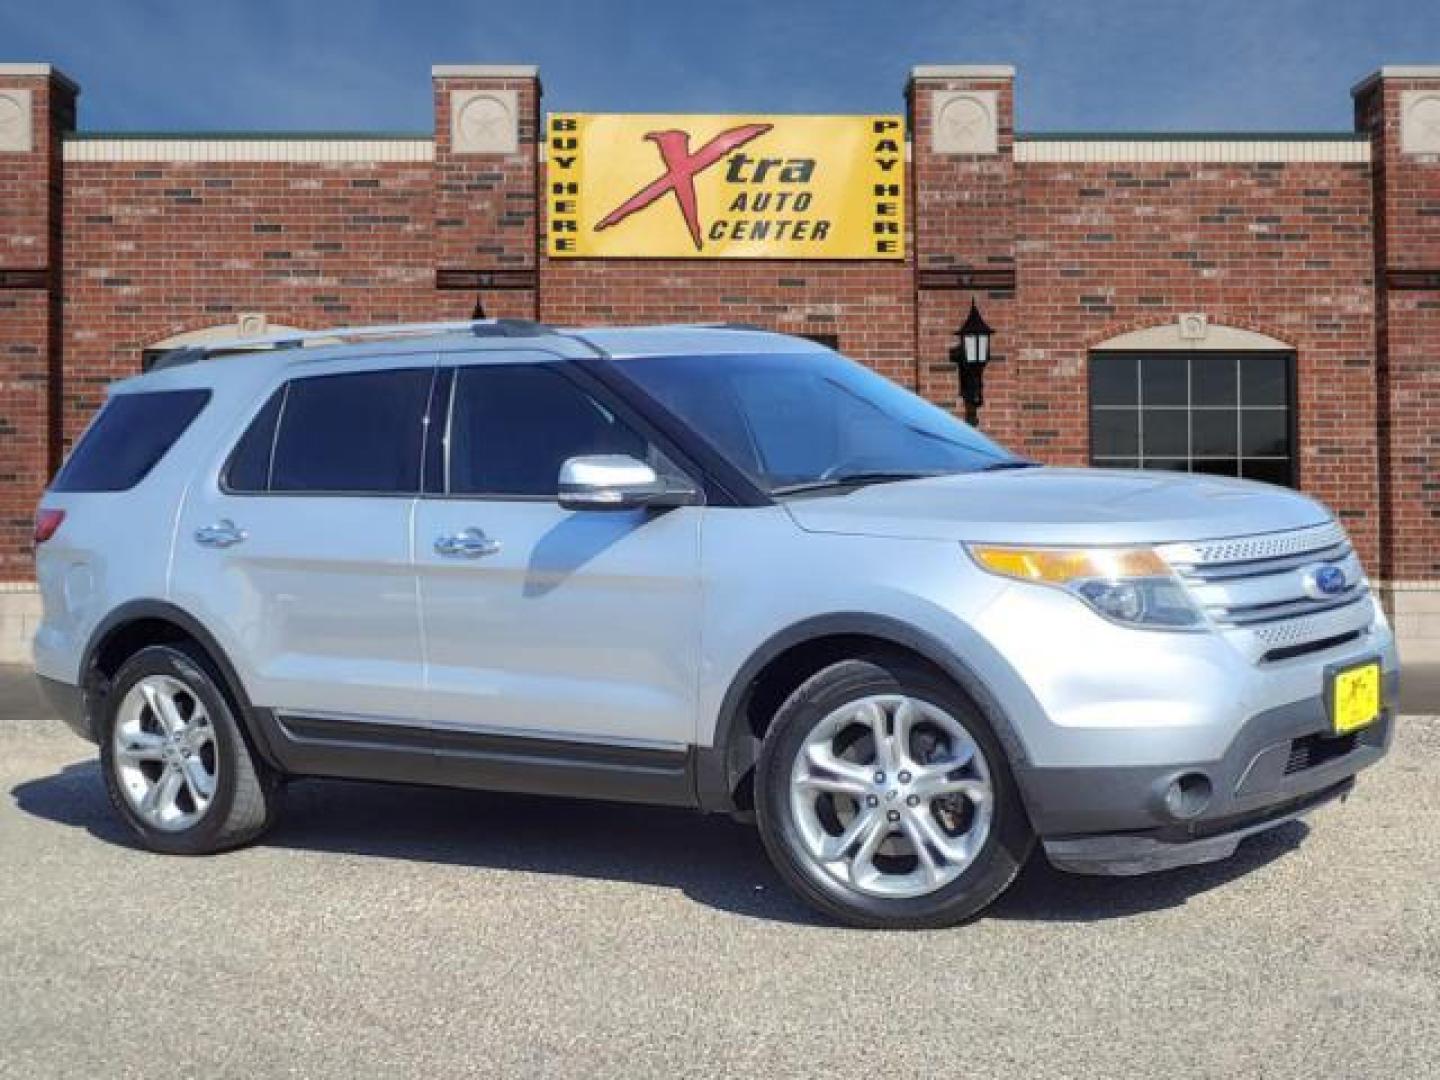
[{"x1": 557, "y1": 454, "x2": 699, "y2": 511}]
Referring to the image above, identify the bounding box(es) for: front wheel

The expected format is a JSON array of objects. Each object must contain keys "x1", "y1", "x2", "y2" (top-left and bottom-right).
[
  {"x1": 99, "y1": 644, "x2": 283, "y2": 855},
  {"x1": 755, "y1": 657, "x2": 1034, "y2": 929}
]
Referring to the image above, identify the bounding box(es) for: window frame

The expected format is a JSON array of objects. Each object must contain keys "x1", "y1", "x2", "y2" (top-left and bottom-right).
[
  {"x1": 1086, "y1": 349, "x2": 1299, "y2": 488},
  {"x1": 424, "y1": 356, "x2": 706, "y2": 505},
  {"x1": 219, "y1": 362, "x2": 441, "y2": 499}
]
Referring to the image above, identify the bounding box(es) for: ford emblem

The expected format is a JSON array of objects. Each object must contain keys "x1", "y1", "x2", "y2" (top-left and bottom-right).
[{"x1": 1303, "y1": 563, "x2": 1348, "y2": 599}]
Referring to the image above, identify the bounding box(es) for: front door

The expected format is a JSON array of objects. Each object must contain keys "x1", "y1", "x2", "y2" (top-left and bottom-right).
[
  {"x1": 414, "y1": 358, "x2": 703, "y2": 750},
  {"x1": 172, "y1": 355, "x2": 437, "y2": 721}
]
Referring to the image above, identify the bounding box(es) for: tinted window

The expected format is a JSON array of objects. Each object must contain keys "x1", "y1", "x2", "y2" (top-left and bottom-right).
[
  {"x1": 1089, "y1": 351, "x2": 1295, "y2": 487},
  {"x1": 615, "y1": 352, "x2": 1017, "y2": 493},
  {"x1": 52, "y1": 390, "x2": 210, "y2": 493},
  {"x1": 448, "y1": 365, "x2": 649, "y2": 497},
  {"x1": 223, "y1": 389, "x2": 284, "y2": 493},
  {"x1": 270, "y1": 368, "x2": 433, "y2": 494}
]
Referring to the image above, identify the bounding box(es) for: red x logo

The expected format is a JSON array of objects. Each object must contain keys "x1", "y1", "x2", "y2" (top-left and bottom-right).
[{"x1": 595, "y1": 123, "x2": 773, "y2": 251}]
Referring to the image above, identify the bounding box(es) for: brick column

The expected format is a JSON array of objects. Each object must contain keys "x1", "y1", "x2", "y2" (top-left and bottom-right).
[
  {"x1": 0, "y1": 64, "x2": 75, "y2": 583},
  {"x1": 908, "y1": 65, "x2": 1017, "y2": 428},
  {"x1": 431, "y1": 65, "x2": 541, "y2": 320},
  {"x1": 1355, "y1": 66, "x2": 1440, "y2": 658}
]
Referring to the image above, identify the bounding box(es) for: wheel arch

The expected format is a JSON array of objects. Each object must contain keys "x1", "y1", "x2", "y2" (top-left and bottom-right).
[
  {"x1": 80, "y1": 600, "x2": 283, "y2": 770},
  {"x1": 696, "y1": 613, "x2": 1031, "y2": 814}
]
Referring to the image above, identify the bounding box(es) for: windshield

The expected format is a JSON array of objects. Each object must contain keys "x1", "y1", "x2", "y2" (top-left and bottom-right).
[{"x1": 614, "y1": 351, "x2": 1023, "y2": 494}]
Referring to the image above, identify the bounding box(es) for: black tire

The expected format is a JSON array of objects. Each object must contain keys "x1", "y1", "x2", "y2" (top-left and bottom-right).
[
  {"x1": 98, "y1": 643, "x2": 283, "y2": 855},
  {"x1": 755, "y1": 656, "x2": 1034, "y2": 929}
]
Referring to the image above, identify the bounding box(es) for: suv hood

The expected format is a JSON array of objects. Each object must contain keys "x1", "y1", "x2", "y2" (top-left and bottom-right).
[{"x1": 782, "y1": 468, "x2": 1333, "y2": 546}]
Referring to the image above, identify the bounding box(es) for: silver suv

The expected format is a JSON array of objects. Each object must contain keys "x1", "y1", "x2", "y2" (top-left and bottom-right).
[{"x1": 33, "y1": 320, "x2": 1399, "y2": 928}]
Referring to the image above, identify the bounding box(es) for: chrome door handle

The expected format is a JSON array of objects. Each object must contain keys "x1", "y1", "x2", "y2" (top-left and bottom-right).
[
  {"x1": 434, "y1": 527, "x2": 501, "y2": 559},
  {"x1": 195, "y1": 519, "x2": 247, "y2": 548}
]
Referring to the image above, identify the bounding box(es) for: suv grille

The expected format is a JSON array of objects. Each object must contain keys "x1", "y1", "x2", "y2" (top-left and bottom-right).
[{"x1": 1158, "y1": 523, "x2": 1375, "y2": 658}]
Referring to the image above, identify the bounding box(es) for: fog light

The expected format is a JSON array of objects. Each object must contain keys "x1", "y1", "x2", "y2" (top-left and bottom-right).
[{"x1": 1163, "y1": 773, "x2": 1213, "y2": 820}]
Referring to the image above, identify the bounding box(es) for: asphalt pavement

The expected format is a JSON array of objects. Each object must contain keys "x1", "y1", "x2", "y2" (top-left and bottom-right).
[{"x1": 1, "y1": 665, "x2": 1437, "y2": 1079}]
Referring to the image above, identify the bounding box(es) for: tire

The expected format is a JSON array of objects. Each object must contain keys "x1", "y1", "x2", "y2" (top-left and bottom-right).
[
  {"x1": 755, "y1": 656, "x2": 1034, "y2": 929},
  {"x1": 98, "y1": 643, "x2": 283, "y2": 855}
]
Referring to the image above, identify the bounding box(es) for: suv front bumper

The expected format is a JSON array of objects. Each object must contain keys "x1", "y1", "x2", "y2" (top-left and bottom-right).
[{"x1": 1017, "y1": 671, "x2": 1398, "y2": 875}]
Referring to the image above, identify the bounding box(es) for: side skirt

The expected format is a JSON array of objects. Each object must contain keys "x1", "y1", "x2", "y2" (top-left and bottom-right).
[{"x1": 252, "y1": 711, "x2": 700, "y2": 808}]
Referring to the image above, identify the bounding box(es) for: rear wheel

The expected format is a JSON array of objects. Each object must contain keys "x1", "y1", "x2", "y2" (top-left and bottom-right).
[
  {"x1": 99, "y1": 644, "x2": 283, "y2": 854},
  {"x1": 756, "y1": 657, "x2": 1033, "y2": 928}
]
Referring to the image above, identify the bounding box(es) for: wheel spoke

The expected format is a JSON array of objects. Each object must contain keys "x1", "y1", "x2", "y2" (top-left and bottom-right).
[
  {"x1": 856, "y1": 700, "x2": 894, "y2": 772},
  {"x1": 816, "y1": 805, "x2": 879, "y2": 862},
  {"x1": 141, "y1": 765, "x2": 182, "y2": 819},
  {"x1": 912, "y1": 803, "x2": 974, "y2": 863},
  {"x1": 116, "y1": 731, "x2": 166, "y2": 763},
  {"x1": 799, "y1": 743, "x2": 873, "y2": 796},
  {"x1": 914, "y1": 775, "x2": 991, "y2": 806},
  {"x1": 848, "y1": 811, "x2": 893, "y2": 888},
  {"x1": 899, "y1": 810, "x2": 942, "y2": 886},
  {"x1": 180, "y1": 755, "x2": 215, "y2": 801},
  {"x1": 892, "y1": 699, "x2": 923, "y2": 767}
]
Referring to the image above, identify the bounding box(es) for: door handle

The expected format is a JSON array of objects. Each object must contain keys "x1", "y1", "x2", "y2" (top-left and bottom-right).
[
  {"x1": 434, "y1": 527, "x2": 501, "y2": 559},
  {"x1": 195, "y1": 519, "x2": 247, "y2": 548}
]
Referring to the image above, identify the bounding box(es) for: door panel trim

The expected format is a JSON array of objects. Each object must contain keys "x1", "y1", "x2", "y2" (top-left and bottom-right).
[{"x1": 261, "y1": 710, "x2": 699, "y2": 807}]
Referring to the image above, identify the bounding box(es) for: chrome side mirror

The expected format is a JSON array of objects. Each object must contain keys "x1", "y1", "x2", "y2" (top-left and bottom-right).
[{"x1": 557, "y1": 454, "x2": 699, "y2": 511}]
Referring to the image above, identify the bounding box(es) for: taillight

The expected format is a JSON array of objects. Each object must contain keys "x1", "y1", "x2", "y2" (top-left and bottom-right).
[{"x1": 34, "y1": 508, "x2": 65, "y2": 545}]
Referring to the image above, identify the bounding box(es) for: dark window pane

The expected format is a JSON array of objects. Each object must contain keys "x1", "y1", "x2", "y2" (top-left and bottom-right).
[
  {"x1": 1141, "y1": 409, "x2": 1188, "y2": 457},
  {"x1": 1192, "y1": 458, "x2": 1240, "y2": 478},
  {"x1": 1191, "y1": 410, "x2": 1237, "y2": 458},
  {"x1": 271, "y1": 368, "x2": 432, "y2": 494},
  {"x1": 1091, "y1": 409, "x2": 1140, "y2": 457},
  {"x1": 1090, "y1": 354, "x2": 1138, "y2": 407},
  {"x1": 1140, "y1": 355, "x2": 1187, "y2": 407},
  {"x1": 1092, "y1": 457, "x2": 1141, "y2": 471},
  {"x1": 52, "y1": 390, "x2": 210, "y2": 493},
  {"x1": 1240, "y1": 354, "x2": 1289, "y2": 406},
  {"x1": 450, "y1": 365, "x2": 648, "y2": 498},
  {"x1": 1241, "y1": 410, "x2": 1290, "y2": 457},
  {"x1": 1141, "y1": 457, "x2": 1189, "y2": 472},
  {"x1": 1241, "y1": 458, "x2": 1293, "y2": 487},
  {"x1": 224, "y1": 389, "x2": 284, "y2": 493},
  {"x1": 1191, "y1": 357, "x2": 1238, "y2": 407}
]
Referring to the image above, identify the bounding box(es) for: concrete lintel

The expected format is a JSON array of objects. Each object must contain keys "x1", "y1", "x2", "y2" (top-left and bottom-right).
[
  {"x1": 1351, "y1": 65, "x2": 1440, "y2": 96},
  {"x1": 911, "y1": 64, "x2": 1015, "y2": 82},
  {"x1": 0, "y1": 63, "x2": 78, "y2": 93}
]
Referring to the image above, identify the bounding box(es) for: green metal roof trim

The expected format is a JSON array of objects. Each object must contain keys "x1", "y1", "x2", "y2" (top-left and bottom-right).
[
  {"x1": 1018, "y1": 131, "x2": 1369, "y2": 142},
  {"x1": 65, "y1": 131, "x2": 432, "y2": 141}
]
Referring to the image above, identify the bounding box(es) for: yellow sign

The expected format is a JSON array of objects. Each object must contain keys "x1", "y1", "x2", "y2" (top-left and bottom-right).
[{"x1": 547, "y1": 113, "x2": 905, "y2": 259}]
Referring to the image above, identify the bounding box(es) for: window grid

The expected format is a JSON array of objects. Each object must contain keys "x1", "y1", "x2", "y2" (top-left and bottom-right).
[{"x1": 1088, "y1": 351, "x2": 1295, "y2": 486}]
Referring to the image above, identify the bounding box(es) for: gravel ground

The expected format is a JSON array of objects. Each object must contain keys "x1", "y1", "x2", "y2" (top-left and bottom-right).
[{"x1": 1, "y1": 665, "x2": 1437, "y2": 1079}]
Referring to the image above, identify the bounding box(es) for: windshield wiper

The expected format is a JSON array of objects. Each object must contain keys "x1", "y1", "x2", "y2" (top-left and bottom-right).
[
  {"x1": 772, "y1": 471, "x2": 945, "y2": 495},
  {"x1": 979, "y1": 460, "x2": 1040, "y2": 472}
]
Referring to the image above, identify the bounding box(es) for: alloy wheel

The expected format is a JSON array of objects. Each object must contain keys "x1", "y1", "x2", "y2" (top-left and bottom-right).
[
  {"x1": 789, "y1": 693, "x2": 994, "y2": 898},
  {"x1": 111, "y1": 674, "x2": 219, "y2": 832}
]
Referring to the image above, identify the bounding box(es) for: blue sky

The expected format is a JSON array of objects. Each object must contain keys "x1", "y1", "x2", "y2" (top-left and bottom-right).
[{"x1": 3, "y1": 0, "x2": 1437, "y2": 133}]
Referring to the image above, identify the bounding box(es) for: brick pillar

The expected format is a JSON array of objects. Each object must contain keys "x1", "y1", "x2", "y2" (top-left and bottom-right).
[
  {"x1": 908, "y1": 66, "x2": 1018, "y2": 428},
  {"x1": 0, "y1": 64, "x2": 75, "y2": 582},
  {"x1": 431, "y1": 65, "x2": 541, "y2": 321},
  {"x1": 1355, "y1": 66, "x2": 1440, "y2": 658}
]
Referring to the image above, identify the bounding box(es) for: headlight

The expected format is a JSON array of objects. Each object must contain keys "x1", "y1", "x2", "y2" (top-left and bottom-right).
[{"x1": 967, "y1": 545, "x2": 1205, "y2": 630}]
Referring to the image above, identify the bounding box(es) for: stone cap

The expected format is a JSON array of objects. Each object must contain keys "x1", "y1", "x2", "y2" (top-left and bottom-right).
[
  {"x1": 1351, "y1": 65, "x2": 1440, "y2": 96},
  {"x1": 0, "y1": 63, "x2": 78, "y2": 92},
  {"x1": 910, "y1": 64, "x2": 1015, "y2": 81},
  {"x1": 431, "y1": 64, "x2": 539, "y2": 79}
]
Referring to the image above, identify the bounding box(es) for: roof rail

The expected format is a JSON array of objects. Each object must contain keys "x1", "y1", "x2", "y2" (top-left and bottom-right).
[{"x1": 149, "y1": 318, "x2": 551, "y2": 371}]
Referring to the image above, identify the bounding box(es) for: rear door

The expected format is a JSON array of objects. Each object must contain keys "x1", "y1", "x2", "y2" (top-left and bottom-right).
[
  {"x1": 414, "y1": 356, "x2": 703, "y2": 749},
  {"x1": 172, "y1": 354, "x2": 438, "y2": 721}
]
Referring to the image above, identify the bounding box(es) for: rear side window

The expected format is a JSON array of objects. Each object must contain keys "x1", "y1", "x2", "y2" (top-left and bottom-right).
[
  {"x1": 51, "y1": 390, "x2": 210, "y2": 493},
  {"x1": 227, "y1": 368, "x2": 434, "y2": 495}
]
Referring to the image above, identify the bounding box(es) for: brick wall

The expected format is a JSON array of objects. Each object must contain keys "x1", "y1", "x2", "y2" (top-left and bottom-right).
[
  {"x1": 1356, "y1": 72, "x2": 1440, "y2": 583},
  {"x1": 1010, "y1": 156, "x2": 1379, "y2": 565},
  {"x1": 0, "y1": 60, "x2": 1436, "y2": 621},
  {"x1": 0, "y1": 68, "x2": 73, "y2": 580}
]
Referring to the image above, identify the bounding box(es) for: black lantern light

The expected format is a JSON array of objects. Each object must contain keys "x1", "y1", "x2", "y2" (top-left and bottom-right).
[{"x1": 949, "y1": 300, "x2": 994, "y2": 426}]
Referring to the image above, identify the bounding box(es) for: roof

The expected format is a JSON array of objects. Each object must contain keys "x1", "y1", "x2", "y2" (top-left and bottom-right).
[{"x1": 113, "y1": 320, "x2": 824, "y2": 393}]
